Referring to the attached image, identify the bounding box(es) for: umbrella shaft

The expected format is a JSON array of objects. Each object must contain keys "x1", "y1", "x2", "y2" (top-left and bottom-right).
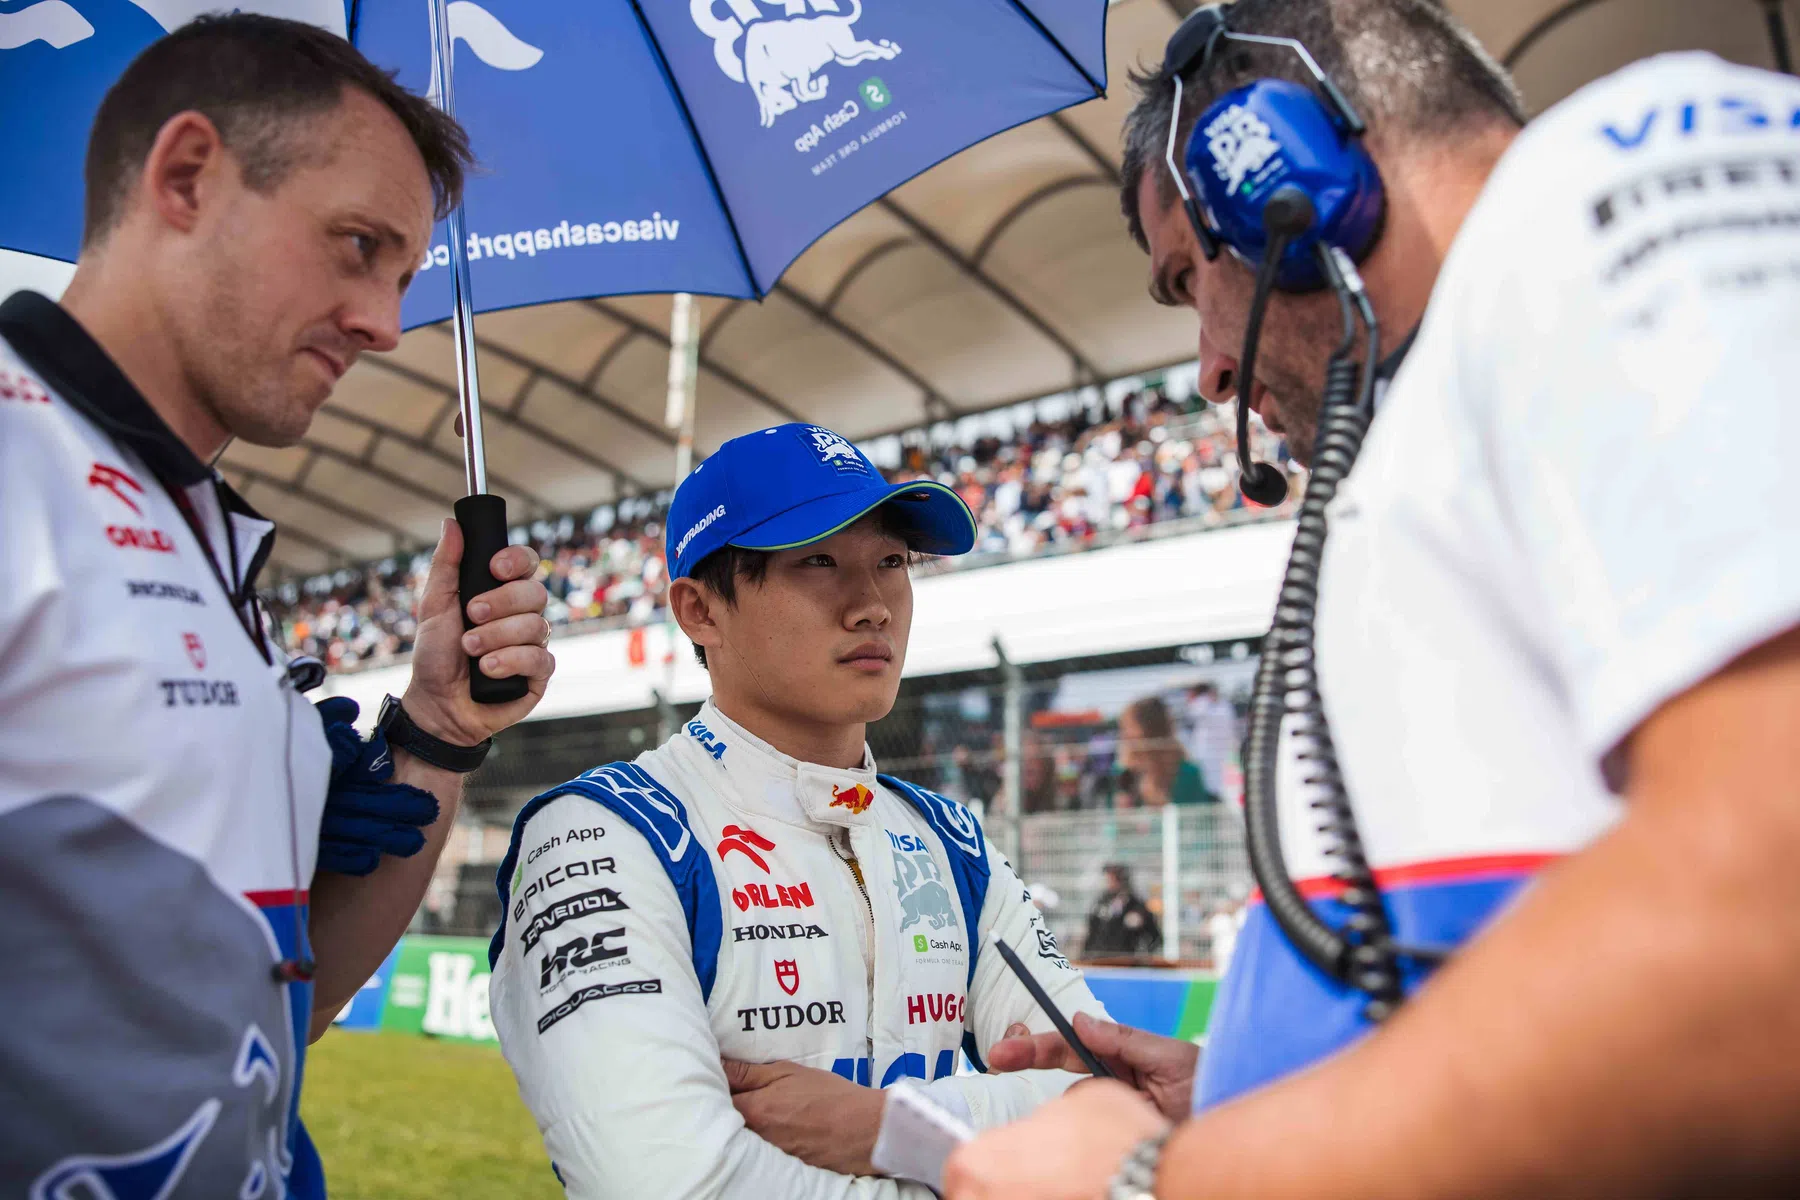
[
  {"x1": 427, "y1": 0, "x2": 488, "y2": 497},
  {"x1": 447, "y1": 205, "x2": 488, "y2": 496}
]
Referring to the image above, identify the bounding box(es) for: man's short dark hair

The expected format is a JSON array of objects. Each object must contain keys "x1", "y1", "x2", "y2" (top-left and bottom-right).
[
  {"x1": 83, "y1": 13, "x2": 473, "y2": 247},
  {"x1": 1119, "y1": 0, "x2": 1526, "y2": 251},
  {"x1": 685, "y1": 504, "x2": 923, "y2": 668}
]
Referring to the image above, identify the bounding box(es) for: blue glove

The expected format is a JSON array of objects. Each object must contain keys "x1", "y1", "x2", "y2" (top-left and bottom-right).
[{"x1": 314, "y1": 697, "x2": 440, "y2": 877}]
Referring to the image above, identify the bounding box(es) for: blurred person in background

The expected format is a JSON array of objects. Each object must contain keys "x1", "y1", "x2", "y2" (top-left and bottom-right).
[
  {"x1": 486, "y1": 424, "x2": 1108, "y2": 1198},
  {"x1": 947, "y1": 1, "x2": 1800, "y2": 1197},
  {"x1": 1116, "y1": 695, "x2": 1216, "y2": 808},
  {"x1": 0, "y1": 16, "x2": 553, "y2": 1198},
  {"x1": 1083, "y1": 864, "x2": 1163, "y2": 960},
  {"x1": 1178, "y1": 682, "x2": 1240, "y2": 803}
]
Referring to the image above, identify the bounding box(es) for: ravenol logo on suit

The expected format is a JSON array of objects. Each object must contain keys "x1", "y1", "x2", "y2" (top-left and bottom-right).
[{"x1": 690, "y1": 0, "x2": 901, "y2": 128}]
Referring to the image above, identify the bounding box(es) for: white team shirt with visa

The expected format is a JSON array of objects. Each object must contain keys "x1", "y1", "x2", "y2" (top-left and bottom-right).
[
  {"x1": 489, "y1": 700, "x2": 1107, "y2": 1198},
  {"x1": 1199, "y1": 53, "x2": 1800, "y2": 1105},
  {"x1": 0, "y1": 293, "x2": 332, "y2": 1197}
]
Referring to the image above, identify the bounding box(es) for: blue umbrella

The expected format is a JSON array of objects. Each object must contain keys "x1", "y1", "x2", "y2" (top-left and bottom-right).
[
  {"x1": 2, "y1": 1, "x2": 1107, "y2": 313},
  {"x1": 361, "y1": 0, "x2": 1108, "y2": 324},
  {"x1": 0, "y1": 0, "x2": 1108, "y2": 699}
]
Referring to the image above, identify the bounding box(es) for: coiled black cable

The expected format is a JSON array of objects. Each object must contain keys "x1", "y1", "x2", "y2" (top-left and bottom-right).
[{"x1": 1240, "y1": 243, "x2": 1417, "y2": 1022}]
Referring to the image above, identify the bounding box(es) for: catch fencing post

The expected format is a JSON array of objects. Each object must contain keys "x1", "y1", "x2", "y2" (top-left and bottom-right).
[
  {"x1": 1161, "y1": 804, "x2": 1180, "y2": 962},
  {"x1": 994, "y1": 636, "x2": 1023, "y2": 865}
]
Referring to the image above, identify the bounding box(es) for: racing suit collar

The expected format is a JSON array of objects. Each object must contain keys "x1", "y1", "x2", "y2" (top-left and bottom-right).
[{"x1": 695, "y1": 699, "x2": 881, "y2": 831}]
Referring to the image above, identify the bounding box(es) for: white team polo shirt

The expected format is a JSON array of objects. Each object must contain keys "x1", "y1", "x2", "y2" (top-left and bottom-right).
[
  {"x1": 0, "y1": 291, "x2": 333, "y2": 1198},
  {"x1": 1201, "y1": 52, "x2": 1800, "y2": 1106}
]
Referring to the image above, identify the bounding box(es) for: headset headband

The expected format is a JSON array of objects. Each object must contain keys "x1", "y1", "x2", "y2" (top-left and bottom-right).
[{"x1": 1159, "y1": 4, "x2": 1371, "y2": 267}]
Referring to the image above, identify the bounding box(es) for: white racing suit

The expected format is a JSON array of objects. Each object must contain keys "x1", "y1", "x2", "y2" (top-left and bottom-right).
[{"x1": 488, "y1": 700, "x2": 1107, "y2": 1198}]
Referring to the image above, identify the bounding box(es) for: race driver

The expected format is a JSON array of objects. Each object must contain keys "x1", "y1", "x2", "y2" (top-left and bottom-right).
[
  {"x1": 942, "y1": 3, "x2": 1800, "y2": 1199},
  {"x1": 488, "y1": 423, "x2": 1108, "y2": 1198}
]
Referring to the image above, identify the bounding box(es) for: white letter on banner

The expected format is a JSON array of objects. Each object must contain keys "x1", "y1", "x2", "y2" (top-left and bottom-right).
[{"x1": 423, "y1": 952, "x2": 471, "y2": 1036}]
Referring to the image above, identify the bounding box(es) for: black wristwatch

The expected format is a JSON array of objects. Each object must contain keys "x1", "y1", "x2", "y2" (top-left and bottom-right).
[{"x1": 375, "y1": 694, "x2": 492, "y2": 773}]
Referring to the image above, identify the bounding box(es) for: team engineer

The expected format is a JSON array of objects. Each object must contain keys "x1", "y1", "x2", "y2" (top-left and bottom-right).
[
  {"x1": 0, "y1": 17, "x2": 554, "y2": 1198},
  {"x1": 489, "y1": 423, "x2": 1106, "y2": 1197},
  {"x1": 945, "y1": 1, "x2": 1800, "y2": 1197}
]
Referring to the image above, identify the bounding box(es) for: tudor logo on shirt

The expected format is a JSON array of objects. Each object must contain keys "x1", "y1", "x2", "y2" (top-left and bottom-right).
[
  {"x1": 775, "y1": 959, "x2": 799, "y2": 996},
  {"x1": 183, "y1": 633, "x2": 206, "y2": 671},
  {"x1": 718, "y1": 824, "x2": 776, "y2": 872}
]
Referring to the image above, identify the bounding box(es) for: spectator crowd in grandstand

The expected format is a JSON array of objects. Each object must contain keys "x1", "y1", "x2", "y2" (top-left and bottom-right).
[{"x1": 265, "y1": 387, "x2": 1298, "y2": 671}]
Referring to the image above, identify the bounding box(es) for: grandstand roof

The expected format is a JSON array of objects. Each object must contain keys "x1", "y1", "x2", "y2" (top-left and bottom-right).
[{"x1": 214, "y1": 0, "x2": 1796, "y2": 575}]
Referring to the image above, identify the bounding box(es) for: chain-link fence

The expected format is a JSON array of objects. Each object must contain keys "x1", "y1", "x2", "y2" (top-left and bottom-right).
[
  {"x1": 430, "y1": 641, "x2": 1261, "y2": 965},
  {"x1": 1016, "y1": 806, "x2": 1249, "y2": 967}
]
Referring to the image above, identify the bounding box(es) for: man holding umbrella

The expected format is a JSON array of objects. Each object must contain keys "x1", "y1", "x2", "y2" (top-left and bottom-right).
[{"x1": 0, "y1": 15, "x2": 553, "y2": 1198}]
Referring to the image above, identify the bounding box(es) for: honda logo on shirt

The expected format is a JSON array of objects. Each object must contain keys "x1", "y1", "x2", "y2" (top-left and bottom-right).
[
  {"x1": 775, "y1": 959, "x2": 799, "y2": 996},
  {"x1": 183, "y1": 633, "x2": 206, "y2": 671},
  {"x1": 718, "y1": 824, "x2": 776, "y2": 872}
]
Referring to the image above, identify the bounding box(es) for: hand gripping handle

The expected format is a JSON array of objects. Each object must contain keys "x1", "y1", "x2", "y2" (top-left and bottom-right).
[{"x1": 454, "y1": 494, "x2": 530, "y2": 704}]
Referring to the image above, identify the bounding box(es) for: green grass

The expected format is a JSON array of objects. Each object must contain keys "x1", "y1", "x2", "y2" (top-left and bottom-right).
[{"x1": 303, "y1": 1031, "x2": 561, "y2": 1200}]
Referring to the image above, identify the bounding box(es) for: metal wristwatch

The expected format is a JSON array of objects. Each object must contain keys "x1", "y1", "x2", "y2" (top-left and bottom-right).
[
  {"x1": 1107, "y1": 1129, "x2": 1172, "y2": 1200},
  {"x1": 374, "y1": 694, "x2": 492, "y2": 773}
]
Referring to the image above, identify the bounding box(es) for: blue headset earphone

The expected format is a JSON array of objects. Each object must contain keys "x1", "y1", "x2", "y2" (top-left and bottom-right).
[{"x1": 1161, "y1": 4, "x2": 1385, "y2": 292}]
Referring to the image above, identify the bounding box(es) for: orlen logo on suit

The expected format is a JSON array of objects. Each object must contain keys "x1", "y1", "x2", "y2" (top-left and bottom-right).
[
  {"x1": 906, "y1": 992, "x2": 964, "y2": 1025},
  {"x1": 732, "y1": 881, "x2": 815, "y2": 912}
]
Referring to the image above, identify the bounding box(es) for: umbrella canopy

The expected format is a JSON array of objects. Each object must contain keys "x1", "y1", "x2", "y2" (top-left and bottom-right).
[
  {"x1": 357, "y1": 0, "x2": 1109, "y2": 326},
  {"x1": 0, "y1": 0, "x2": 345, "y2": 259}
]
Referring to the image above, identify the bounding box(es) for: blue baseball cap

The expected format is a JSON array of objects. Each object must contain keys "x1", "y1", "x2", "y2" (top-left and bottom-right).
[{"x1": 666, "y1": 423, "x2": 977, "y2": 580}]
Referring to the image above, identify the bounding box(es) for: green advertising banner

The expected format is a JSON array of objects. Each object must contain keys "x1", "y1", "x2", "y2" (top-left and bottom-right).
[
  {"x1": 380, "y1": 935, "x2": 499, "y2": 1044},
  {"x1": 348, "y1": 934, "x2": 1217, "y2": 1049}
]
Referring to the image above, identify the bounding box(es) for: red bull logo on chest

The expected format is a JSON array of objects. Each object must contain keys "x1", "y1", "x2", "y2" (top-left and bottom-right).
[{"x1": 829, "y1": 783, "x2": 873, "y2": 814}]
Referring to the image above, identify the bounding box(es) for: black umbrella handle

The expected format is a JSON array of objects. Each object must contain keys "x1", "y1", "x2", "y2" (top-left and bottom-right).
[{"x1": 455, "y1": 494, "x2": 530, "y2": 704}]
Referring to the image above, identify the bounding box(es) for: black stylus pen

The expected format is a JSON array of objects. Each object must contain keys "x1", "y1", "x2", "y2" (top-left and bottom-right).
[{"x1": 991, "y1": 934, "x2": 1115, "y2": 1079}]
